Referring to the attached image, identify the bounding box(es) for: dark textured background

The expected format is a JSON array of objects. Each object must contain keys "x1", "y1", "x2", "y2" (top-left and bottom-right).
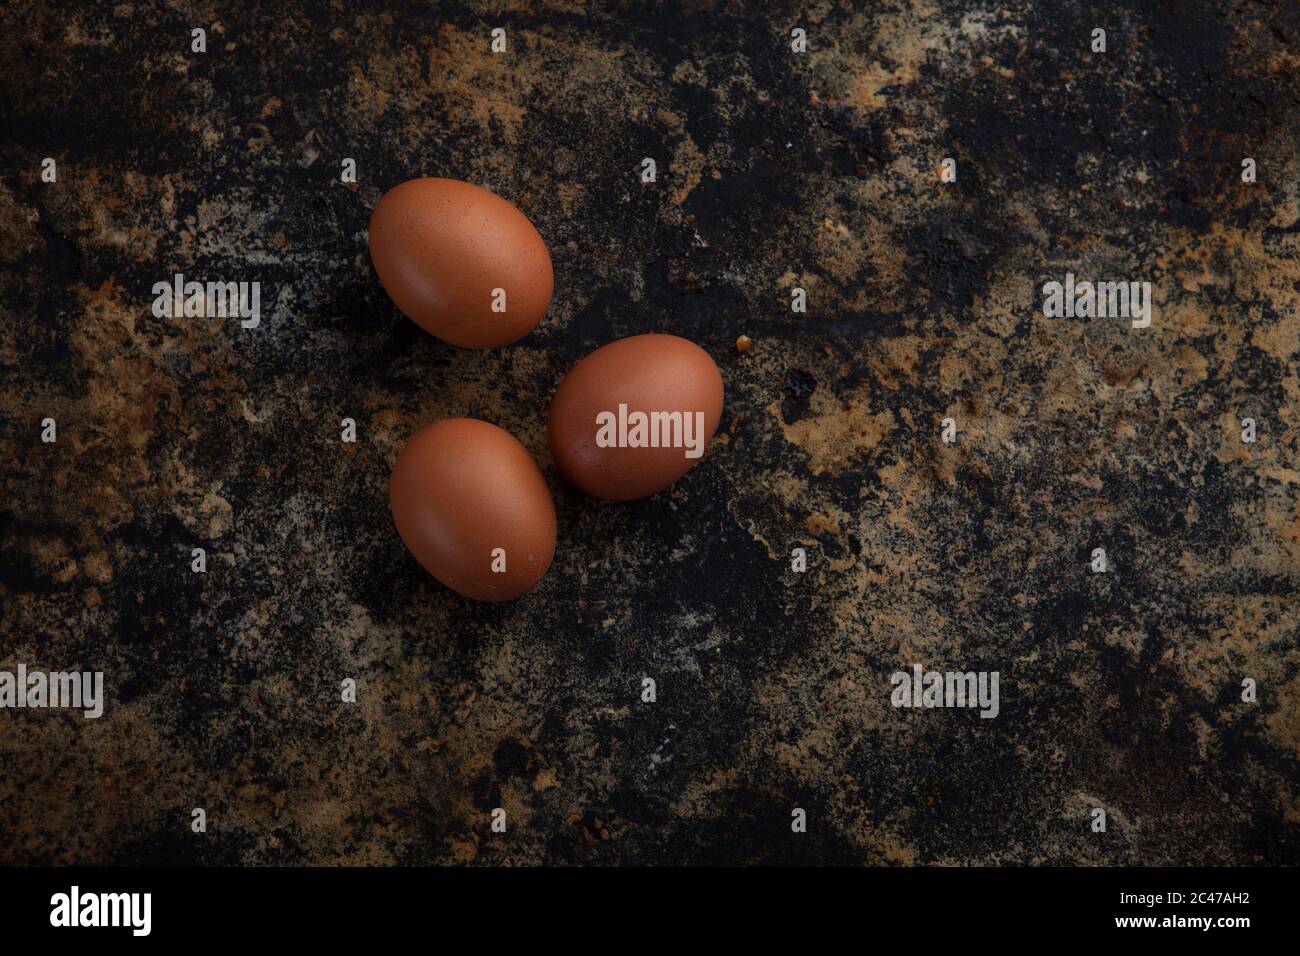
[{"x1": 1, "y1": 1, "x2": 1298, "y2": 865}]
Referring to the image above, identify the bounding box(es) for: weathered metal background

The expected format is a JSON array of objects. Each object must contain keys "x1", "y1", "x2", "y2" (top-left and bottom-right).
[{"x1": 1, "y1": 1, "x2": 1297, "y2": 864}]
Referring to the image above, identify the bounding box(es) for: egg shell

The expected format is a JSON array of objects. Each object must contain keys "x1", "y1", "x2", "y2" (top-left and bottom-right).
[
  {"x1": 368, "y1": 178, "x2": 553, "y2": 348},
  {"x1": 548, "y1": 334, "x2": 724, "y2": 500},
  {"x1": 389, "y1": 419, "x2": 556, "y2": 601}
]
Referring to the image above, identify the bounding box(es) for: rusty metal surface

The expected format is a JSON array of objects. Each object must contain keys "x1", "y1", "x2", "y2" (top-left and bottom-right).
[{"x1": 1, "y1": 1, "x2": 1297, "y2": 865}]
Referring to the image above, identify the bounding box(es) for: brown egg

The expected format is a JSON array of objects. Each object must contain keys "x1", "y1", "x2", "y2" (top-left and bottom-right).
[
  {"x1": 389, "y1": 419, "x2": 556, "y2": 601},
  {"x1": 548, "y1": 334, "x2": 724, "y2": 500},
  {"x1": 368, "y1": 178, "x2": 553, "y2": 348}
]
